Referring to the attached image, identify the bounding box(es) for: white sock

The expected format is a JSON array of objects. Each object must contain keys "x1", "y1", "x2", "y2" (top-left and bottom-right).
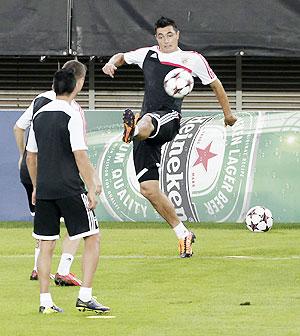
[
  {"x1": 173, "y1": 222, "x2": 190, "y2": 239},
  {"x1": 40, "y1": 293, "x2": 53, "y2": 308},
  {"x1": 78, "y1": 287, "x2": 92, "y2": 302},
  {"x1": 33, "y1": 248, "x2": 40, "y2": 271},
  {"x1": 133, "y1": 125, "x2": 139, "y2": 137},
  {"x1": 57, "y1": 253, "x2": 74, "y2": 276}
]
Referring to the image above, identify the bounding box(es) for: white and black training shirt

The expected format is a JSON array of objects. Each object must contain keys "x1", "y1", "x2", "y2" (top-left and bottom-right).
[
  {"x1": 124, "y1": 46, "x2": 217, "y2": 115},
  {"x1": 16, "y1": 90, "x2": 86, "y2": 185},
  {"x1": 26, "y1": 99, "x2": 88, "y2": 200}
]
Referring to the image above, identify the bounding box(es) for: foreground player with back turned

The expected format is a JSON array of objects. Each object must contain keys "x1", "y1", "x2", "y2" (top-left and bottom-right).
[
  {"x1": 102, "y1": 17, "x2": 237, "y2": 258},
  {"x1": 26, "y1": 68, "x2": 110, "y2": 314}
]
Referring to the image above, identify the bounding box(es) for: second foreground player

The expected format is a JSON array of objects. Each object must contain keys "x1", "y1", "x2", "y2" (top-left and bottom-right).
[{"x1": 26, "y1": 68, "x2": 110, "y2": 314}]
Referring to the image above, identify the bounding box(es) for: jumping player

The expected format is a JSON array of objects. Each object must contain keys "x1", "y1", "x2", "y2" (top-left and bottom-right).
[{"x1": 102, "y1": 17, "x2": 237, "y2": 258}]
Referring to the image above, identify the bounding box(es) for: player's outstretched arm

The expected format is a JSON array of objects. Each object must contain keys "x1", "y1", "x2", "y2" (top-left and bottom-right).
[
  {"x1": 74, "y1": 150, "x2": 98, "y2": 210},
  {"x1": 210, "y1": 79, "x2": 237, "y2": 127},
  {"x1": 102, "y1": 53, "x2": 125, "y2": 78}
]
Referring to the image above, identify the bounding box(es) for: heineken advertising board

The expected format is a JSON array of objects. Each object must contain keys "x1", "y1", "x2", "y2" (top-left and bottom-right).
[{"x1": 86, "y1": 111, "x2": 300, "y2": 223}]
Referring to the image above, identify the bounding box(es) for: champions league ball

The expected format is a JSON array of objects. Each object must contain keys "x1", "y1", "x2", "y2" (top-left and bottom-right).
[
  {"x1": 164, "y1": 68, "x2": 194, "y2": 98},
  {"x1": 245, "y1": 206, "x2": 273, "y2": 232}
]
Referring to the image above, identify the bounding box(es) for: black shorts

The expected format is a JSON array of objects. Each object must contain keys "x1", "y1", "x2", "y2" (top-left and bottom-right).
[
  {"x1": 133, "y1": 110, "x2": 180, "y2": 182},
  {"x1": 21, "y1": 182, "x2": 35, "y2": 215},
  {"x1": 33, "y1": 193, "x2": 99, "y2": 240}
]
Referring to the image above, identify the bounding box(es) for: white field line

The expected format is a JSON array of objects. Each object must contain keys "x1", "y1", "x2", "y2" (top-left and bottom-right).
[
  {"x1": 0, "y1": 254, "x2": 299, "y2": 261},
  {"x1": 86, "y1": 316, "x2": 116, "y2": 319}
]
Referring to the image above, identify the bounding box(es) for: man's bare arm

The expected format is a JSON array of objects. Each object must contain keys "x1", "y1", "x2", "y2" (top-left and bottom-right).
[
  {"x1": 13, "y1": 124, "x2": 25, "y2": 168},
  {"x1": 26, "y1": 151, "x2": 37, "y2": 204},
  {"x1": 93, "y1": 168, "x2": 102, "y2": 196},
  {"x1": 210, "y1": 79, "x2": 237, "y2": 126},
  {"x1": 74, "y1": 150, "x2": 98, "y2": 209},
  {"x1": 102, "y1": 53, "x2": 125, "y2": 78}
]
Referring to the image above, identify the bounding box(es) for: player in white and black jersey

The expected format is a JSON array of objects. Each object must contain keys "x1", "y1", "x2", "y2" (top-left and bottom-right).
[
  {"x1": 102, "y1": 17, "x2": 237, "y2": 258},
  {"x1": 13, "y1": 61, "x2": 90, "y2": 285},
  {"x1": 26, "y1": 68, "x2": 110, "y2": 314}
]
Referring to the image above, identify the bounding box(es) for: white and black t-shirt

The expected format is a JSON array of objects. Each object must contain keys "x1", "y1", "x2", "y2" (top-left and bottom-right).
[
  {"x1": 26, "y1": 99, "x2": 87, "y2": 199},
  {"x1": 16, "y1": 90, "x2": 86, "y2": 184},
  {"x1": 16, "y1": 90, "x2": 55, "y2": 130},
  {"x1": 124, "y1": 46, "x2": 217, "y2": 115}
]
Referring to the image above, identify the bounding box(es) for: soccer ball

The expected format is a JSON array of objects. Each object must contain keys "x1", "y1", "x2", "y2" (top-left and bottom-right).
[
  {"x1": 164, "y1": 68, "x2": 194, "y2": 98},
  {"x1": 245, "y1": 206, "x2": 273, "y2": 232}
]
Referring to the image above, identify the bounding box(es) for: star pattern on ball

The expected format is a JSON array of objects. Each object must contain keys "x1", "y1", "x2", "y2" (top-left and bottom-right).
[{"x1": 250, "y1": 222, "x2": 259, "y2": 231}]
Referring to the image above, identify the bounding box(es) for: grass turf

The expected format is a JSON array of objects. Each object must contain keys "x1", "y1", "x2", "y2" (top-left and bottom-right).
[{"x1": 0, "y1": 222, "x2": 299, "y2": 336}]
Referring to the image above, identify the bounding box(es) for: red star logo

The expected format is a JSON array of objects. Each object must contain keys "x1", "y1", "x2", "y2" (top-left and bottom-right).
[{"x1": 193, "y1": 142, "x2": 217, "y2": 171}]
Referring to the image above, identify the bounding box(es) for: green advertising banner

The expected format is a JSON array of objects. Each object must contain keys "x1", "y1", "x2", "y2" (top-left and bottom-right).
[{"x1": 86, "y1": 111, "x2": 300, "y2": 223}]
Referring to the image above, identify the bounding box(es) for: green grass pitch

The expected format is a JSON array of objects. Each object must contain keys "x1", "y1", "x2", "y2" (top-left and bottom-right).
[{"x1": 0, "y1": 221, "x2": 299, "y2": 336}]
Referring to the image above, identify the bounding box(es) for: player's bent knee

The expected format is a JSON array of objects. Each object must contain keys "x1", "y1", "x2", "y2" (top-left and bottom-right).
[
  {"x1": 140, "y1": 185, "x2": 157, "y2": 201},
  {"x1": 138, "y1": 115, "x2": 155, "y2": 137}
]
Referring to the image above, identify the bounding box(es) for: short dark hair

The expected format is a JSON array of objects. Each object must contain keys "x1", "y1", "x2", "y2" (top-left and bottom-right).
[
  {"x1": 62, "y1": 60, "x2": 87, "y2": 79},
  {"x1": 53, "y1": 68, "x2": 76, "y2": 95},
  {"x1": 155, "y1": 17, "x2": 178, "y2": 33}
]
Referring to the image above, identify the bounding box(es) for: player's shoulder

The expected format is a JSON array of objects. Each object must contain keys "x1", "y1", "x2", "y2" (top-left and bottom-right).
[
  {"x1": 126, "y1": 45, "x2": 157, "y2": 53},
  {"x1": 35, "y1": 90, "x2": 56, "y2": 100},
  {"x1": 64, "y1": 101, "x2": 81, "y2": 119},
  {"x1": 59, "y1": 100, "x2": 76, "y2": 113},
  {"x1": 71, "y1": 100, "x2": 82, "y2": 112},
  {"x1": 181, "y1": 50, "x2": 207, "y2": 61},
  {"x1": 149, "y1": 45, "x2": 159, "y2": 52},
  {"x1": 38, "y1": 98, "x2": 71, "y2": 114}
]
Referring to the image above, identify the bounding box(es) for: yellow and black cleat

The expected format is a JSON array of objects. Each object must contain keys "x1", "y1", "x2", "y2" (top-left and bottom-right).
[
  {"x1": 122, "y1": 109, "x2": 140, "y2": 144},
  {"x1": 178, "y1": 232, "x2": 196, "y2": 258},
  {"x1": 39, "y1": 305, "x2": 64, "y2": 314}
]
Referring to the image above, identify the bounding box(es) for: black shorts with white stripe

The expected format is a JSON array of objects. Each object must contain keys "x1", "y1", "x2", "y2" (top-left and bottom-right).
[
  {"x1": 33, "y1": 193, "x2": 99, "y2": 240},
  {"x1": 133, "y1": 109, "x2": 180, "y2": 183}
]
